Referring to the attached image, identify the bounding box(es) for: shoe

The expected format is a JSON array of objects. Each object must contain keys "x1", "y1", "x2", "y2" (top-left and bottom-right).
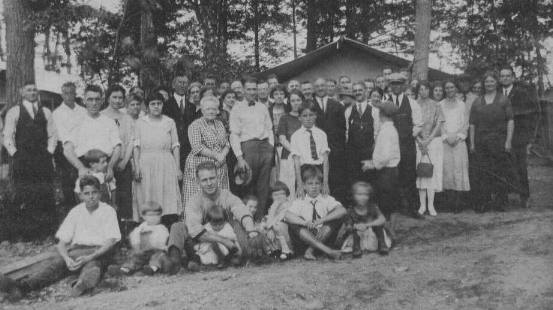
[
  {"x1": 279, "y1": 253, "x2": 290, "y2": 261},
  {"x1": 352, "y1": 232, "x2": 362, "y2": 258},
  {"x1": 410, "y1": 210, "x2": 425, "y2": 219},
  {"x1": 428, "y1": 207, "x2": 437, "y2": 217},
  {"x1": 106, "y1": 265, "x2": 125, "y2": 277},
  {"x1": 142, "y1": 266, "x2": 155, "y2": 276},
  {"x1": 167, "y1": 247, "x2": 182, "y2": 275},
  {"x1": 70, "y1": 280, "x2": 87, "y2": 298},
  {"x1": 187, "y1": 260, "x2": 201, "y2": 272},
  {"x1": 377, "y1": 244, "x2": 390, "y2": 256}
]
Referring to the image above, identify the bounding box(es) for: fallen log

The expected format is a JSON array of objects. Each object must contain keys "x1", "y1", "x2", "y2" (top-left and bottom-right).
[{"x1": 0, "y1": 249, "x2": 58, "y2": 281}]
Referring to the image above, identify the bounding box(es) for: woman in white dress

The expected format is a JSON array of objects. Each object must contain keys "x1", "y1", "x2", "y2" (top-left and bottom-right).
[
  {"x1": 439, "y1": 81, "x2": 471, "y2": 212},
  {"x1": 415, "y1": 81, "x2": 444, "y2": 216}
]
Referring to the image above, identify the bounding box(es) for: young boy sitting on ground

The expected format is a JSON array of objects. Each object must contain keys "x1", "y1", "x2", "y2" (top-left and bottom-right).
[
  {"x1": 338, "y1": 182, "x2": 391, "y2": 257},
  {"x1": 262, "y1": 181, "x2": 294, "y2": 260},
  {"x1": 74, "y1": 149, "x2": 116, "y2": 205},
  {"x1": 116, "y1": 202, "x2": 171, "y2": 275},
  {"x1": 285, "y1": 165, "x2": 347, "y2": 260},
  {"x1": 194, "y1": 205, "x2": 242, "y2": 268}
]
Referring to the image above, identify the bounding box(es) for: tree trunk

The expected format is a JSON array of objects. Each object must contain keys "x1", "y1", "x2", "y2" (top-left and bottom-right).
[
  {"x1": 412, "y1": 0, "x2": 431, "y2": 81},
  {"x1": 252, "y1": 0, "x2": 260, "y2": 71},
  {"x1": 305, "y1": 0, "x2": 317, "y2": 52},
  {"x1": 292, "y1": 0, "x2": 298, "y2": 58},
  {"x1": 4, "y1": 0, "x2": 35, "y2": 108},
  {"x1": 140, "y1": 3, "x2": 160, "y2": 97}
]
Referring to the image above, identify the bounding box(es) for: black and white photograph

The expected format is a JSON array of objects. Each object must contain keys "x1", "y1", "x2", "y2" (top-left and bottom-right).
[{"x1": 0, "y1": 0, "x2": 552, "y2": 309}]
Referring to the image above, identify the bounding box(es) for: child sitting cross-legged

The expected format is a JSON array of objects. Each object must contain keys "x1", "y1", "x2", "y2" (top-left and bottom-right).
[
  {"x1": 338, "y1": 182, "x2": 391, "y2": 258},
  {"x1": 262, "y1": 181, "x2": 294, "y2": 260},
  {"x1": 285, "y1": 165, "x2": 347, "y2": 260},
  {"x1": 194, "y1": 205, "x2": 242, "y2": 269},
  {"x1": 117, "y1": 201, "x2": 172, "y2": 275}
]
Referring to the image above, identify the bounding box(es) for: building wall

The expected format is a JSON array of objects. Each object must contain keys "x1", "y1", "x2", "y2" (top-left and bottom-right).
[{"x1": 283, "y1": 48, "x2": 403, "y2": 84}]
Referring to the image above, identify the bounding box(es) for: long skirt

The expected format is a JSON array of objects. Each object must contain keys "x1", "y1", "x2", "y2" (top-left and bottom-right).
[
  {"x1": 416, "y1": 137, "x2": 444, "y2": 191},
  {"x1": 136, "y1": 150, "x2": 182, "y2": 216},
  {"x1": 442, "y1": 141, "x2": 470, "y2": 191}
]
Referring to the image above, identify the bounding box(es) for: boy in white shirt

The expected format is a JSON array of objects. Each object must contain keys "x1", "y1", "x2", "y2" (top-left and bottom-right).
[
  {"x1": 285, "y1": 165, "x2": 347, "y2": 260},
  {"x1": 290, "y1": 103, "x2": 330, "y2": 198}
]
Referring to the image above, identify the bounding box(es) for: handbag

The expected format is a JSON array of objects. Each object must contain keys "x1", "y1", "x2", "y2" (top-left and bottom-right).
[{"x1": 416, "y1": 152, "x2": 434, "y2": 178}]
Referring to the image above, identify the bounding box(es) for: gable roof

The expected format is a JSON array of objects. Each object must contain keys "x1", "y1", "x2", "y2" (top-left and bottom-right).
[{"x1": 257, "y1": 36, "x2": 454, "y2": 81}]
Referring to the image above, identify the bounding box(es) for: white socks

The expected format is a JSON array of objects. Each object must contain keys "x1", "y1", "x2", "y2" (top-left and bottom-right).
[{"x1": 418, "y1": 190, "x2": 427, "y2": 214}]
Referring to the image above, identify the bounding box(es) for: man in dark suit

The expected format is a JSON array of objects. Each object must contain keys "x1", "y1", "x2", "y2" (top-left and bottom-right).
[
  {"x1": 312, "y1": 77, "x2": 347, "y2": 202},
  {"x1": 499, "y1": 66, "x2": 540, "y2": 208},
  {"x1": 162, "y1": 72, "x2": 201, "y2": 172}
]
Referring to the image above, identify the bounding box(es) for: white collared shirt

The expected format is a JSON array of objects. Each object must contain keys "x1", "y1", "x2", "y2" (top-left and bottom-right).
[
  {"x1": 290, "y1": 126, "x2": 330, "y2": 165},
  {"x1": 174, "y1": 93, "x2": 186, "y2": 109},
  {"x1": 288, "y1": 194, "x2": 341, "y2": 221},
  {"x1": 229, "y1": 101, "x2": 274, "y2": 157},
  {"x1": 503, "y1": 84, "x2": 513, "y2": 97},
  {"x1": 390, "y1": 93, "x2": 423, "y2": 136},
  {"x1": 56, "y1": 202, "x2": 121, "y2": 246},
  {"x1": 314, "y1": 96, "x2": 328, "y2": 112},
  {"x1": 66, "y1": 113, "x2": 122, "y2": 157},
  {"x1": 53, "y1": 102, "x2": 87, "y2": 143},
  {"x1": 344, "y1": 100, "x2": 380, "y2": 140},
  {"x1": 2, "y1": 101, "x2": 56, "y2": 156}
]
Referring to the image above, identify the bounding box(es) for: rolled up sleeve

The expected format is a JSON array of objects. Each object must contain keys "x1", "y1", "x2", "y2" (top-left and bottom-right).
[
  {"x1": 55, "y1": 210, "x2": 76, "y2": 244},
  {"x1": 104, "y1": 207, "x2": 122, "y2": 242}
]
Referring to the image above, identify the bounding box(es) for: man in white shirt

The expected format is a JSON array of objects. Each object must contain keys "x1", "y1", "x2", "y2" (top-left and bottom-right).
[
  {"x1": 257, "y1": 80, "x2": 271, "y2": 108},
  {"x1": 230, "y1": 78, "x2": 275, "y2": 220},
  {"x1": 388, "y1": 73, "x2": 424, "y2": 219},
  {"x1": 3, "y1": 176, "x2": 120, "y2": 299},
  {"x1": 231, "y1": 80, "x2": 247, "y2": 105},
  {"x1": 53, "y1": 82, "x2": 87, "y2": 208},
  {"x1": 2, "y1": 81, "x2": 57, "y2": 239},
  {"x1": 63, "y1": 85, "x2": 122, "y2": 182}
]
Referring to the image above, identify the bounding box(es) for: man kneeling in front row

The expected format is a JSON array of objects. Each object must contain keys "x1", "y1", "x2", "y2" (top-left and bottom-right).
[
  {"x1": 1, "y1": 175, "x2": 121, "y2": 300},
  {"x1": 167, "y1": 161, "x2": 266, "y2": 272}
]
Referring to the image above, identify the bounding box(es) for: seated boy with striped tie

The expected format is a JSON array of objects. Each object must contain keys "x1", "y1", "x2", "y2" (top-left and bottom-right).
[
  {"x1": 284, "y1": 165, "x2": 347, "y2": 260},
  {"x1": 290, "y1": 103, "x2": 330, "y2": 198}
]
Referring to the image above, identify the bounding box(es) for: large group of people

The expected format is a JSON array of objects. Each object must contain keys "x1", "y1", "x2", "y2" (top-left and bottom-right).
[{"x1": 0, "y1": 65, "x2": 540, "y2": 300}]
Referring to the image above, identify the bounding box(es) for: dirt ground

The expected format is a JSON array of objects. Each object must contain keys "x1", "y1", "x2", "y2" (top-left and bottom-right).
[{"x1": 2, "y1": 157, "x2": 553, "y2": 310}]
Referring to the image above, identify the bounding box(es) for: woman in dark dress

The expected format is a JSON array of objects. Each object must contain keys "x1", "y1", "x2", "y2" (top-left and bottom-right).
[{"x1": 469, "y1": 72, "x2": 516, "y2": 212}]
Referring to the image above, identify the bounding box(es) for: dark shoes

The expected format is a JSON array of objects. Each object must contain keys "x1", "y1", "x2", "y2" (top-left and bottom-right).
[
  {"x1": 167, "y1": 247, "x2": 183, "y2": 275},
  {"x1": 70, "y1": 280, "x2": 87, "y2": 298},
  {"x1": 352, "y1": 233, "x2": 362, "y2": 258}
]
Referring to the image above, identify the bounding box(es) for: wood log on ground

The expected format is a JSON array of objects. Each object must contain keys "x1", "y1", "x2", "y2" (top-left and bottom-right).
[{"x1": 0, "y1": 249, "x2": 58, "y2": 282}]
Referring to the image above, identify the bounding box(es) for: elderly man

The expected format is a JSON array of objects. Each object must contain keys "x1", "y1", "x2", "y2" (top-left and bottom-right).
[
  {"x1": 167, "y1": 161, "x2": 264, "y2": 272},
  {"x1": 388, "y1": 73, "x2": 423, "y2": 219},
  {"x1": 230, "y1": 78, "x2": 274, "y2": 220},
  {"x1": 345, "y1": 82, "x2": 380, "y2": 186},
  {"x1": 3, "y1": 81, "x2": 57, "y2": 239},
  {"x1": 63, "y1": 85, "x2": 121, "y2": 182},
  {"x1": 312, "y1": 77, "x2": 347, "y2": 202},
  {"x1": 1, "y1": 176, "x2": 120, "y2": 300},
  {"x1": 499, "y1": 66, "x2": 540, "y2": 208},
  {"x1": 53, "y1": 82, "x2": 87, "y2": 209}
]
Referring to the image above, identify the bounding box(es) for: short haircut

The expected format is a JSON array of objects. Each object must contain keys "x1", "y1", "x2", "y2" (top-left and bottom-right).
[
  {"x1": 84, "y1": 84, "x2": 103, "y2": 96},
  {"x1": 339, "y1": 75, "x2": 351, "y2": 81},
  {"x1": 154, "y1": 85, "x2": 170, "y2": 94},
  {"x1": 270, "y1": 84, "x2": 288, "y2": 98},
  {"x1": 352, "y1": 81, "x2": 365, "y2": 89},
  {"x1": 298, "y1": 102, "x2": 315, "y2": 115},
  {"x1": 61, "y1": 82, "x2": 77, "y2": 91},
  {"x1": 200, "y1": 95, "x2": 219, "y2": 108},
  {"x1": 220, "y1": 89, "x2": 236, "y2": 101},
  {"x1": 443, "y1": 79, "x2": 459, "y2": 91},
  {"x1": 499, "y1": 66, "x2": 515, "y2": 75},
  {"x1": 22, "y1": 80, "x2": 36, "y2": 87},
  {"x1": 82, "y1": 149, "x2": 108, "y2": 168},
  {"x1": 368, "y1": 88, "x2": 384, "y2": 99},
  {"x1": 244, "y1": 77, "x2": 258, "y2": 85},
  {"x1": 199, "y1": 87, "x2": 213, "y2": 98},
  {"x1": 351, "y1": 181, "x2": 374, "y2": 197},
  {"x1": 105, "y1": 84, "x2": 126, "y2": 101},
  {"x1": 127, "y1": 92, "x2": 144, "y2": 104},
  {"x1": 173, "y1": 70, "x2": 188, "y2": 79},
  {"x1": 271, "y1": 181, "x2": 290, "y2": 196},
  {"x1": 196, "y1": 161, "x2": 217, "y2": 177},
  {"x1": 257, "y1": 79, "x2": 268, "y2": 86},
  {"x1": 267, "y1": 73, "x2": 278, "y2": 80},
  {"x1": 482, "y1": 70, "x2": 499, "y2": 84},
  {"x1": 301, "y1": 165, "x2": 323, "y2": 182},
  {"x1": 363, "y1": 78, "x2": 375, "y2": 83},
  {"x1": 141, "y1": 201, "x2": 163, "y2": 216},
  {"x1": 301, "y1": 80, "x2": 312, "y2": 85},
  {"x1": 326, "y1": 78, "x2": 337, "y2": 85},
  {"x1": 288, "y1": 89, "x2": 305, "y2": 102},
  {"x1": 242, "y1": 194, "x2": 258, "y2": 204},
  {"x1": 147, "y1": 92, "x2": 165, "y2": 104},
  {"x1": 79, "y1": 174, "x2": 101, "y2": 191},
  {"x1": 189, "y1": 82, "x2": 202, "y2": 92}
]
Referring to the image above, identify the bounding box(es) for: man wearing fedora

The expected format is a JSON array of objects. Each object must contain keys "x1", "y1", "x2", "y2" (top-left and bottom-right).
[
  {"x1": 388, "y1": 73, "x2": 424, "y2": 219},
  {"x1": 312, "y1": 77, "x2": 347, "y2": 203}
]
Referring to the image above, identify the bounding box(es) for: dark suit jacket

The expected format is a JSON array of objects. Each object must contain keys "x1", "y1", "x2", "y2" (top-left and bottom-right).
[
  {"x1": 311, "y1": 96, "x2": 346, "y2": 151},
  {"x1": 506, "y1": 85, "x2": 539, "y2": 147},
  {"x1": 162, "y1": 95, "x2": 202, "y2": 168}
]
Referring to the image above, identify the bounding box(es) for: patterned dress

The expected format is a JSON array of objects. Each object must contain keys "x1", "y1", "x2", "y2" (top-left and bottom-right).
[{"x1": 183, "y1": 118, "x2": 230, "y2": 206}]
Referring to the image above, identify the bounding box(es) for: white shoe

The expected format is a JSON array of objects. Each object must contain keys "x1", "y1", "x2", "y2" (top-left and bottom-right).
[
  {"x1": 428, "y1": 206, "x2": 437, "y2": 216},
  {"x1": 417, "y1": 206, "x2": 426, "y2": 215}
]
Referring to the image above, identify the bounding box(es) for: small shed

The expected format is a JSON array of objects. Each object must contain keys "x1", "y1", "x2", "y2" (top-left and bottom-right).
[{"x1": 256, "y1": 36, "x2": 453, "y2": 83}]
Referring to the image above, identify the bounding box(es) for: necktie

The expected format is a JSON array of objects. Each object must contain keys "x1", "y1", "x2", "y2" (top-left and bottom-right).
[
  {"x1": 248, "y1": 101, "x2": 256, "y2": 107},
  {"x1": 307, "y1": 129, "x2": 319, "y2": 160},
  {"x1": 310, "y1": 200, "x2": 319, "y2": 221},
  {"x1": 394, "y1": 96, "x2": 399, "y2": 107},
  {"x1": 504, "y1": 88, "x2": 508, "y2": 96},
  {"x1": 180, "y1": 98, "x2": 185, "y2": 113},
  {"x1": 357, "y1": 103, "x2": 363, "y2": 115}
]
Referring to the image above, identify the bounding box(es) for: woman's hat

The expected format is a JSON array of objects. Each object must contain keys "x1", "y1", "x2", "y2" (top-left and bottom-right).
[{"x1": 234, "y1": 165, "x2": 252, "y2": 186}]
